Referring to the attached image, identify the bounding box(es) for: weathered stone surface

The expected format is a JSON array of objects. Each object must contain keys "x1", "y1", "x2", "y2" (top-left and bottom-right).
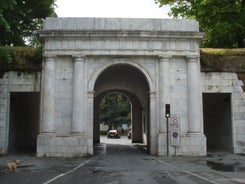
[
  {"x1": 1, "y1": 18, "x2": 245, "y2": 156},
  {"x1": 43, "y1": 17, "x2": 200, "y2": 31},
  {"x1": 38, "y1": 18, "x2": 206, "y2": 157}
]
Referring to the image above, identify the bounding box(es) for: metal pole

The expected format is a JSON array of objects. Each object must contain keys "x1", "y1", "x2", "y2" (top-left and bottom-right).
[{"x1": 166, "y1": 117, "x2": 169, "y2": 156}]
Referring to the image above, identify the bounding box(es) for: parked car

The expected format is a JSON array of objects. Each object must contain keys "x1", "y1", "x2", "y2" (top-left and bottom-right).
[
  {"x1": 107, "y1": 130, "x2": 120, "y2": 138},
  {"x1": 127, "y1": 130, "x2": 132, "y2": 139}
]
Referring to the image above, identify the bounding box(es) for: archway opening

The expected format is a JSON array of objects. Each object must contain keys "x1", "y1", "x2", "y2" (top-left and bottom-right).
[
  {"x1": 8, "y1": 92, "x2": 40, "y2": 154},
  {"x1": 99, "y1": 92, "x2": 132, "y2": 138},
  {"x1": 203, "y1": 93, "x2": 233, "y2": 152},
  {"x1": 93, "y1": 63, "x2": 150, "y2": 151}
]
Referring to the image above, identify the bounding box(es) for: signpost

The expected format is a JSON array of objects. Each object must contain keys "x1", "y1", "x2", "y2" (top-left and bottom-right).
[
  {"x1": 170, "y1": 117, "x2": 180, "y2": 146},
  {"x1": 165, "y1": 104, "x2": 180, "y2": 156},
  {"x1": 165, "y1": 104, "x2": 170, "y2": 156}
]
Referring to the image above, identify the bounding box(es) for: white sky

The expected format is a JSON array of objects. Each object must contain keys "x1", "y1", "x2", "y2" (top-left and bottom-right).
[{"x1": 55, "y1": 0, "x2": 171, "y2": 19}]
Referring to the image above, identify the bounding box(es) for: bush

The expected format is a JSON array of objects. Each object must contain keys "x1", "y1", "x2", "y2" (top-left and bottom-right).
[{"x1": 0, "y1": 46, "x2": 42, "y2": 70}]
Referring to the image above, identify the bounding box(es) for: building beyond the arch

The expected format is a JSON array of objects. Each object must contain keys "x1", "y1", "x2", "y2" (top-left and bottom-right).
[{"x1": 0, "y1": 18, "x2": 245, "y2": 156}]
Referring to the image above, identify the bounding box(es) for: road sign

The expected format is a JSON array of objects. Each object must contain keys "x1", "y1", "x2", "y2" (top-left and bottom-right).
[{"x1": 170, "y1": 116, "x2": 180, "y2": 146}]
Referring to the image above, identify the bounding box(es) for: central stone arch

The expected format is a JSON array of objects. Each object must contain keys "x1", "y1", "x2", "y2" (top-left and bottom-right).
[
  {"x1": 88, "y1": 59, "x2": 154, "y2": 92},
  {"x1": 91, "y1": 61, "x2": 153, "y2": 152}
]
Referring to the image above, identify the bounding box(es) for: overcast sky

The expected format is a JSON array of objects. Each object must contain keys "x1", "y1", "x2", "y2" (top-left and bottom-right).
[{"x1": 55, "y1": 0, "x2": 171, "y2": 19}]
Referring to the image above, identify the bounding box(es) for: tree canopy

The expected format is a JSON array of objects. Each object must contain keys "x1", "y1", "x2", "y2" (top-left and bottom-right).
[
  {"x1": 155, "y1": 0, "x2": 245, "y2": 48},
  {"x1": 100, "y1": 93, "x2": 131, "y2": 129},
  {"x1": 0, "y1": 0, "x2": 56, "y2": 46}
]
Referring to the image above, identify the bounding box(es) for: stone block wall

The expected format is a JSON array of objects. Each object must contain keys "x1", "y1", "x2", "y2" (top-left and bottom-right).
[
  {"x1": 201, "y1": 72, "x2": 245, "y2": 153},
  {"x1": 0, "y1": 71, "x2": 41, "y2": 153}
]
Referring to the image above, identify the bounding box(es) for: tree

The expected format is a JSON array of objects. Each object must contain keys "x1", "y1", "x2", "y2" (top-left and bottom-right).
[
  {"x1": 155, "y1": 0, "x2": 245, "y2": 48},
  {"x1": 0, "y1": 0, "x2": 56, "y2": 46},
  {"x1": 100, "y1": 93, "x2": 131, "y2": 129}
]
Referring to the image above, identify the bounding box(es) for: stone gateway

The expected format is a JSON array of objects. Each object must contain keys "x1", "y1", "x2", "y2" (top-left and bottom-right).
[
  {"x1": 1, "y1": 18, "x2": 244, "y2": 157},
  {"x1": 36, "y1": 17, "x2": 207, "y2": 157},
  {"x1": 1, "y1": 18, "x2": 245, "y2": 157}
]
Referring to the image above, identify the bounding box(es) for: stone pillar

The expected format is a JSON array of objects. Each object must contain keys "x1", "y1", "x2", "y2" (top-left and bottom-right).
[
  {"x1": 159, "y1": 55, "x2": 171, "y2": 132},
  {"x1": 72, "y1": 55, "x2": 86, "y2": 134},
  {"x1": 149, "y1": 91, "x2": 157, "y2": 155},
  {"x1": 41, "y1": 55, "x2": 56, "y2": 133},
  {"x1": 87, "y1": 91, "x2": 95, "y2": 155},
  {"x1": 186, "y1": 56, "x2": 202, "y2": 133}
]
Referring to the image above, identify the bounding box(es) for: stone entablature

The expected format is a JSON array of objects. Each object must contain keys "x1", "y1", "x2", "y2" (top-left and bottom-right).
[{"x1": 39, "y1": 18, "x2": 203, "y2": 58}]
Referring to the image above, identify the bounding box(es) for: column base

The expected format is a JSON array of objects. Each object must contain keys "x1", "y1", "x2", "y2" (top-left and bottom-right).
[
  {"x1": 180, "y1": 133, "x2": 207, "y2": 156},
  {"x1": 157, "y1": 132, "x2": 207, "y2": 156},
  {"x1": 37, "y1": 133, "x2": 90, "y2": 157}
]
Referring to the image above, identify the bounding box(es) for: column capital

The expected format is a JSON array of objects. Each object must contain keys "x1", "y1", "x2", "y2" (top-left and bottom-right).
[
  {"x1": 149, "y1": 91, "x2": 156, "y2": 98},
  {"x1": 88, "y1": 91, "x2": 95, "y2": 98},
  {"x1": 43, "y1": 54, "x2": 57, "y2": 58},
  {"x1": 72, "y1": 55, "x2": 86, "y2": 62},
  {"x1": 186, "y1": 55, "x2": 200, "y2": 62},
  {"x1": 158, "y1": 55, "x2": 172, "y2": 62}
]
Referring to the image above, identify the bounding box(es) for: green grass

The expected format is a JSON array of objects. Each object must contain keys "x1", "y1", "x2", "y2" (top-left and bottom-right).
[{"x1": 201, "y1": 48, "x2": 245, "y2": 56}]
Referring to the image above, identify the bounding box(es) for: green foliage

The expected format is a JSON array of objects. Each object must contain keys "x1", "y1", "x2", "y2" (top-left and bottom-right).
[
  {"x1": 200, "y1": 48, "x2": 245, "y2": 72},
  {"x1": 100, "y1": 93, "x2": 131, "y2": 129},
  {"x1": 0, "y1": 0, "x2": 56, "y2": 46},
  {"x1": 201, "y1": 48, "x2": 245, "y2": 56},
  {"x1": 0, "y1": 46, "x2": 42, "y2": 70},
  {"x1": 0, "y1": 47, "x2": 13, "y2": 64},
  {"x1": 155, "y1": 0, "x2": 245, "y2": 48}
]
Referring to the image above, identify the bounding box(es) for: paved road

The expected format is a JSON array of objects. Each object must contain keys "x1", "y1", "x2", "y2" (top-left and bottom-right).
[{"x1": 1, "y1": 136, "x2": 245, "y2": 184}]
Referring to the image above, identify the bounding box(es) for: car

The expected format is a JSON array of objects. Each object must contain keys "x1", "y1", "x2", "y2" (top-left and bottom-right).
[
  {"x1": 107, "y1": 130, "x2": 120, "y2": 138},
  {"x1": 127, "y1": 130, "x2": 132, "y2": 139}
]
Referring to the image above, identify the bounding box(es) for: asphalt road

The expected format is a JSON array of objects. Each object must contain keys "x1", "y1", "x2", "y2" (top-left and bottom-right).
[{"x1": 1, "y1": 136, "x2": 245, "y2": 184}]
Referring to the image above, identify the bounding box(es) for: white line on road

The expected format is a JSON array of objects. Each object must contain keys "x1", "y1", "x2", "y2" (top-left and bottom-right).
[
  {"x1": 151, "y1": 156, "x2": 219, "y2": 184},
  {"x1": 42, "y1": 159, "x2": 90, "y2": 184},
  {"x1": 184, "y1": 171, "x2": 219, "y2": 184},
  {"x1": 103, "y1": 143, "x2": 107, "y2": 155}
]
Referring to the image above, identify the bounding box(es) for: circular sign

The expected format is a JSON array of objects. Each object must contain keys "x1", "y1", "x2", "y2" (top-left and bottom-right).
[
  {"x1": 171, "y1": 118, "x2": 178, "y2": 125},
  {"x1": 172, "y1": 132, "x2": 179, "y2": 138}
]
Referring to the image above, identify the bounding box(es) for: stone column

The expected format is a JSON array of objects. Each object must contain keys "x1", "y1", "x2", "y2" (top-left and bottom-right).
[
  {"x1": 87, "y1": 91, "x2": 95, "y2": 155},
  {"x1": 149, "y1": 91, "x2": 157, "y2": 155},
  {"x1": 72, "y1": 55, "x2": 86, "y2": 134},
  {"x1": 186, "y1": 56, "x2": 202, "y2": 133},
  {"x1": 41, "y1": 55, "x2": 56, "y2": 133},
  {"x1": 159, "y1": 55, "x2": 171, "y2": 132}
]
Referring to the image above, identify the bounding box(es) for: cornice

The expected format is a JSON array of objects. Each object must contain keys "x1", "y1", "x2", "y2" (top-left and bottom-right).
[{"x1": 38, "y1": 29, "x2": 204, "y2": 41}]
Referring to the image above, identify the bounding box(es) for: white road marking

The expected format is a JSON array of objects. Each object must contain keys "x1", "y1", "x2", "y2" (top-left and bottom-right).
[
  {"x1": 102, "y1": 143, "x2": 107, "y2": 155},
  {"x1": 151, "y1": 156, "x2": 219, "y2": 184},
  {"x1": 184, "y1": 171, "x2": 219, "y2": 184},
  {"x1": 42, "y1": 159, "x2": 90, "y2": 184}
]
